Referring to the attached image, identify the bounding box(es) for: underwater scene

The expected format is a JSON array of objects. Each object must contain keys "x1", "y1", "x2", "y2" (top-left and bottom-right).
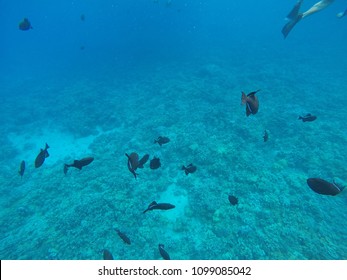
[{"x1": 0, "y1": 0, "x2": 346, "y2": 260}]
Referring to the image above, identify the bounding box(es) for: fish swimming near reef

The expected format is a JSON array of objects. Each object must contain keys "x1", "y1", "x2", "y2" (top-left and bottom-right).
[
  {"x1": 137, "y1": 154, "x2": 149, "y2": 168},
  {"x1": 241, "y1": 90, "x2": 260, "y2": 116},
  {"x1": 115, "y1": 229, "x2": 131, "y2": 245},
  {"x1": 143, "y1": 201, "x2": 175, "y2": 213},
  {"x1": 150, "y1": 157, "x2": 161, "y2": 169},
  {"x1": 298, "y1": 114, "x2": 317, "y2": 122},
  {"x1": 64, "y1": 157, "x2": 94, "y2": 174},
  {"x1": 263, "y1": 130, "x2": 269, "y2": 142},
  {"x1": 307, "y1": 178, "x2": 345, "y2": 196},
  {"x1": 19, "y1": 18, "x2": 33, "y2": 31},
  {"x1": 103, "y1": 249, "x2": 114, "y2": 260},
  {"x1": 181, "y1": 163, "x2": 197, "y2": 175},
  {"x1": 34, "y1": 143, "x2": 49, "y2": 168},
  {"x1": 228, "y1": 195, "x2": 238, "y2": 206},
  {"x1": 158, "y1": 244, "x2": 170, "y2": 260},
  {"x1": 19, "y1": 160, "x2": 25, "y2": 178},
  {"x1": 125, "y1": 152, "x2": 139, "y2": 179},
  {"x1": 154, "y1": 136, "x2": 170, "y2": 146}
]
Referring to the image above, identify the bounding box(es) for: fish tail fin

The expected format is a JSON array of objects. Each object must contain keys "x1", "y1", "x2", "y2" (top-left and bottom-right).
[
  {"x1": 45, "y1": 143, "x2": 49, "y2": 149},
  {"x1": 241, "y1": 92, "x2": 247, "y2": 105}
]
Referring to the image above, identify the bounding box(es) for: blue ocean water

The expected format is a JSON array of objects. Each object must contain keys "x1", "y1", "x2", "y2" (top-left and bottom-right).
[{"x1": 0, "y1": 0, "x2": 346, "y2": 260}]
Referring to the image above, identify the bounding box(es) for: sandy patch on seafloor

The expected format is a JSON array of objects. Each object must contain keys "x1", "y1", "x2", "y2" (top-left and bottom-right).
[{"x1": 8, "y1": 128, "x2": 97, "y2": 166}]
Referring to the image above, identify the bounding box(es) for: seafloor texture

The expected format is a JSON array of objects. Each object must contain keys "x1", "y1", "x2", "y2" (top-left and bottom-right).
[{"x1": 1, "y1": 50, "x2": 347, "y2": 260}]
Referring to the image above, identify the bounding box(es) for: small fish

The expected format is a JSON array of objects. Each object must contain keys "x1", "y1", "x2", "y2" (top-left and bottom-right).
[
  {"x1": 307, "y1": 178, "x2": 345, "y2": 196},
  {"x1": 115, "y1": 229, "x2": 131, "y2": 245},
  {"x1": 19, "y1": 18, "x2": 33, "y2": 31},
  {"x1": 143, "y1": 201, "x2": 175, "y2": 213},
  {"x1": 241, "y1": 90, "x2": 260, "y2": 116},
  {"x1": 137, "y1": 154, "x2": 149, "y2": 168},
  {"x1": 19, "y1": 160, "x2": 25, "y2": 178},
  {"x1": 228, "y1": 195, "x2": 238, "y2": 206},
  {"x1": 34, "y1": 143, "x2": 49, "y2": 168},
  {"x1": 158, "y1": 244, "x2": 170, "y2": 260},
  {"x1": 263, "y1": 130, "x2": 269, "y2": 142},
  {"x1": 103, "y1": 249, "x2": 114, "y2": 260},
  {"x1": 298, "y1": 114, "x2": 317, "y2": 122},
  {"x1": 181, "y1": 163, "x2": 197, "y2": 175},
  {"x1": 154, "y1": 136, "x2": 170, "y2": 146},
  {"x1": 64, "y1": 157, "x2": 94, "y2": 173},
  {"x1": 125, "y1": 153, "x2": 139, "y2": 179},
  {"x1": 80, "y1": 14, "x2": 85, "y2": 21},
  {"x1": 150, "y1": 157, "x2": 161, "y2": 169}
]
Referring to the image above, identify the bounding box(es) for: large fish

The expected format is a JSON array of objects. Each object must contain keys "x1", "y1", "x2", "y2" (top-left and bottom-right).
[
  {"x1": 307, "y1": 178, "x2": 345, "y2": 196},
  {"x1": 34, "y1": 143, "x2": 49, "y2": 168},
  {"x1": 18, "y1": 160, "x2": 25, "y2": 178},
  {"x1": 125, "y1": 153, "x2": 139, "y2": 179},
  {"x1": 241, "y1": 90, "x2": 260, "y2": 116},
  {"x1": 143, "y1": 201, "x2": 175, "y2": 213},
  {"x1": 64, "y1": 157, "x2": 94, "y2": 174}
]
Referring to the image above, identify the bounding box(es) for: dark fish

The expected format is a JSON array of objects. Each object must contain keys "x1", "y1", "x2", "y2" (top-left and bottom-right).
[
  {"x1": 125, "y1": 152, "x2": 139, "y2": 179},
  {"x1": 228, "y1": 195, "x2": 238, "y2": 206},
  {"x1": 143, "y1": 201, "x2": 175, "y2": 213},
  {"x1": 241, "y1": 90, "x2": 260, "y2": 116},
  {"x1": 298, "y1": 114, "x2": 317, "y2": 122},
  {"x1": 154, "y1": 136, "x2": 170, "y2": 146},
  {"x1": 34, "y1": 143, "x2": 49, "y2": 168},
  {"x1": 80, "y1": 45, "x2": 85, "y2": 50},
  {"x1": 103, "y1": 249, "x2": 114, "y2": 260},
  {"x1": 307, "y1": 178, "x2": 345, "y2": 196},
  {"x1": 80, "y1": 14, "x2": 85, "y2": 21},
  {"x1": 19, "y1": 160, "x2": 25, "y2": 178},
  {"x1": 150, "y1": 157, "x2": 161, "y2": 169},
  {"x1": 19, "y1": 18, "x2": 33, "y2": 31},
  {"x1": 64, "y1": 157, "x2": 94, "y2": 173},
  {"x1": 158, "y1": 244, "x2": 170, "y2": 260},
  {"x1": 181, "y1": 163, "x2": 197, "y2": 175},
  {"x1": 115, "y1": 229, "x2": 131, "y2": 245},
  {"x1": 263, "y1": 130, "x2": 269, "y2": 142},
  {"x1": 137, "y1": 154, "x2": 149, "y2": 168}
]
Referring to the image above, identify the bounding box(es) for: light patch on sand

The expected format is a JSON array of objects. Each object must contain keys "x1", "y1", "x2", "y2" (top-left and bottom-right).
[
  {"x1": 159, "y1": 183, "x2": 188, "y2": 222},
  {"x1": 9, "y1": 128, "x2": 97, "y2": 166}
]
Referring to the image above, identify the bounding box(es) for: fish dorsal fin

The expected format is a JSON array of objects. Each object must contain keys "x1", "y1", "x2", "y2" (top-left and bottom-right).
[
  {"x1": 247, "y1": 89, "x2": 260, "y2": 97},
  {"x1": 150, "y1": 201, "x2": 157, "y2": 206}
]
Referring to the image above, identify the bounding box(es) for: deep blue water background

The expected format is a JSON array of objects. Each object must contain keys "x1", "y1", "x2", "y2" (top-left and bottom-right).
[{"x1": 0, "y1": 0, "x2": 346, "y2": 260}]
